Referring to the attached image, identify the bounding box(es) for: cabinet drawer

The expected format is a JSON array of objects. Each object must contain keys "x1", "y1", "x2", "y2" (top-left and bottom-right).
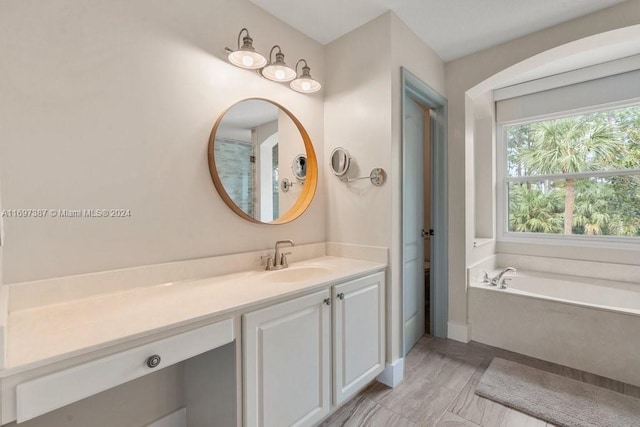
[{"x1": 16, "y1": 318, "x2": 234, "y2": 422}]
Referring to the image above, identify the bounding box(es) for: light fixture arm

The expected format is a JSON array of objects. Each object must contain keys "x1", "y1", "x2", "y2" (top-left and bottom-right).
[
  {"x1": 340, "y1": 168, "x2": 386, "y2": 186},
  {"x1": 237, "y1": 28, "x2": 250, "y2": 49},
  {"x1": 268, "y1": 45, "x2": 283, "y2": 62},
  {"x1": 295, "y1": 59, "x2": 309, "y2": 73}
]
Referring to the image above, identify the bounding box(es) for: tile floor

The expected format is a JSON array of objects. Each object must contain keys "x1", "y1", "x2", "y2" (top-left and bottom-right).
[{"x1": 320, "y1": 335, "x2": 640, "y2": 426}]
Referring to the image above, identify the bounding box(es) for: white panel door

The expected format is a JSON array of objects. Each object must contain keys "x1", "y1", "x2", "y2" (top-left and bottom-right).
[
  {"x1": 403, "y1": 97, "x2": 426, "y2": 355},
  {"x1": 243, "y1": 290, "x2": 331, "y2": 427},
  {"x1": 333, "y1": 272, "x2": 385, "y2": 405}
]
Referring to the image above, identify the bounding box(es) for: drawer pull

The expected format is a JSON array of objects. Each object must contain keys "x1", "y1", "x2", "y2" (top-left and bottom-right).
[
  {"x1": 323, "y1": 298, "x2": 331, "y2": 306},
  {"x1": 337, "y1": 293, "x2": 345, "y2": 300},
  {"x1": 146, "y1": 355, "x2": 161, "y2": 368}
]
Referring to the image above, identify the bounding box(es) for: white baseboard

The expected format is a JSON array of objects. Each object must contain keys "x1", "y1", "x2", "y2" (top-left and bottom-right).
[
  {"x1": 447, "y1": 322, "x2": 470, "y2": 343},
  {"x1": 376, "y1": 358, "x2": 404, "y2": 388},
  {"x1": 148, "y1": 408, "x2": 186, "y2": 427}
]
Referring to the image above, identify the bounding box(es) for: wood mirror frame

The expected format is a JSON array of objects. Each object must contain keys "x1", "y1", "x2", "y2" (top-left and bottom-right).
[{"x1": 208, "y1": 98, "x2": 317, "y2": 224}]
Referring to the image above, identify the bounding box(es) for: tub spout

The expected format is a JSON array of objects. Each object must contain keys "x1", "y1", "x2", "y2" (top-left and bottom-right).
[{"x1": 490, "y1": 267, "x2": 516, "y2": 287}]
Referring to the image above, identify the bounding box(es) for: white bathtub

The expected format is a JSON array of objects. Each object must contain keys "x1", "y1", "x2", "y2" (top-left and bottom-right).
[
  {"x1": 473, "y1": 271, "x2": 640, "y2": 316},
  {"x1": 468, "y1": 270, "x2": 640, "y2": 387}
]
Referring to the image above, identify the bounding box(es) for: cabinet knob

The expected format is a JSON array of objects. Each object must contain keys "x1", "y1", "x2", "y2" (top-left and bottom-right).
[
  {"x1": 323, "y1": 298, "x2": 331, "y2": 306},
  {"x1": 146, "y1": 355, "x2": 161, "y2": 368},
  {"x1": 337, "y1": 293, "x2": 345, "y2": 300}
]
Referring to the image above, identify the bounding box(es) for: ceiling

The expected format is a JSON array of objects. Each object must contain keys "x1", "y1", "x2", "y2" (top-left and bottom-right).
[
  {"x1": 249, "y1": 0, "x2": 627, "y2": 61},
  {"x1": 219, "y1": 99, "x2": 278, "y2": 129}
]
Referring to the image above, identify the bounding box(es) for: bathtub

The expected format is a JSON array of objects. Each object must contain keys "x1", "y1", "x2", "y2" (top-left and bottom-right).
[
  {"x1": 473, "y1": 270, "x2": 640, "y2": 316},
  {"x1": 468, "y1": 270, "x2": 640, "y2": 387}
]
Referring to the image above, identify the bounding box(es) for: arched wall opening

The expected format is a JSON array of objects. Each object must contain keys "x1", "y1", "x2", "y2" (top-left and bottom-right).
[{"x1": 464, "y1": 24, "x2": 640, "y2": 270}]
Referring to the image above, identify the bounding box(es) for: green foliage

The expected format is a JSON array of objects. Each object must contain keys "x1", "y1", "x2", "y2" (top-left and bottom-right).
[
  {"x1": 508, "y1": 183, "x2": 564, "y2": 233},
  {"x1": 572, "y1": 179, "x2": 613, "y2": 235},
  {"x1": 506, "y1": 105, "x2": 640, "y2": 237}
]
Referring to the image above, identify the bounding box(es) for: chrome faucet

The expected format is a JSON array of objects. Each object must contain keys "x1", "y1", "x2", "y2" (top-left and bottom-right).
[
  {"x1": 490, "y1": 267, "x2": 516, "y2": 288},
  {"x1": 263, "y1": 240, "x2": 295, "y2": 271}
]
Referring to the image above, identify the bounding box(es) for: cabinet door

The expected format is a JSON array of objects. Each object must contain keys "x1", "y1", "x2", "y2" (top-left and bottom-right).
[
  {"x1": 243, "y1": 290, "x2": 331, "y2": 427},
  {"x1": 333, "y1": 272, "x2": 385, "y2": 405}
]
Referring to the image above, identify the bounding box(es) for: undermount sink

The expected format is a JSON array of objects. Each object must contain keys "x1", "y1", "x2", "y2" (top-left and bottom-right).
[{"x1": 265, "y1": 266, "x2": 332, "y2": 283}]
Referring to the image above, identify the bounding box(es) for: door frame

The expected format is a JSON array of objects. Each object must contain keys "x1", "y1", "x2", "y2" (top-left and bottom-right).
[{"x1": 401, "y1": 68, "x2": 448, "y2": 344}]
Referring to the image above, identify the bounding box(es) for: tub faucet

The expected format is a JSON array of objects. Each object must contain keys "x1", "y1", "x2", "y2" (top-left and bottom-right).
[
  {"x1": 490, "y1": 267, "x2": 516, "y2": 287},
  {"x1": 263, "y1": 239, "x2": 295, "y2": 271}
]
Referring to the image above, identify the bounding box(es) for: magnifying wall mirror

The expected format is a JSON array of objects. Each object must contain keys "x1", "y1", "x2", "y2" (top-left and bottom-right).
[
  {"x1": 330, "y1": 147, "x2": 351, "y2": 177},
  {"x1": 292, "y1": 154, "x2": 307, "y2": 181},
  {"x1": 208, "y1": 99, "x2": 317, "y2": 224}
]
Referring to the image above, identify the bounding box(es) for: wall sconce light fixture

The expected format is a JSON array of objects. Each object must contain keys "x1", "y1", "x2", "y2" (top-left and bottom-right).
[
  {"x1": 225, "y1": 28, "x2": 321, "y2": 94},
  {"x1": 290, "y1": 59, "x2": 321, "y2": 93},
  {"x1": 260, "y1": 46, "x2": 297, "y2": 82},
  {"x1": 225, "y1": 28, "x2": 267, "y2": 70}
]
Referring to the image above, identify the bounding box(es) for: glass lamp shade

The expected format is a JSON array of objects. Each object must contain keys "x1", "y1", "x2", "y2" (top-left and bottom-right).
[
  {"x1": 290, "y1": 66, "x2": 321, "y2": 93},
  {"x1": 228, "y1": 49, "x2": 267, "y2": 70}
]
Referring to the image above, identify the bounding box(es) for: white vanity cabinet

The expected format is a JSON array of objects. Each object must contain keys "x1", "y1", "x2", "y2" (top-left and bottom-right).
[
  {"x1": 332, "y1": 271, "x2": 385, "y2": 405},
  {"x1": 243, "y1": 289, "x2": 332, "y2": 427},
  {"x1": 2, "y1": 256, "x2": 385, "y2": 427},
  {"x1": 243, "y1": 271, "x2": 386, "y2": 427},
  {"x1": 6, "y1": 318, "x2": 237, "y2": 425}
]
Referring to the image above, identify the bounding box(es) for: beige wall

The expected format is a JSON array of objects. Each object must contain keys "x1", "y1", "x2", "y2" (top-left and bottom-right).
[
  {"x1": 389, "y1": 14, "x2": 445, "y2": 359},
  {"x1": 325, "y1": 12, "x2": 445, "y2": 362},
  {"x1": 325, "y1": 12, "x2": 394, "y2": 360},
  {"x1": 0, "y1": 0, "x2": 320, "y2": 424},
  {"x1": 0, "y1": 0, "x2": 325, "y2": 283},
  {"x1": 445, "y1": 0, "x2": 640, "y2": 328}
]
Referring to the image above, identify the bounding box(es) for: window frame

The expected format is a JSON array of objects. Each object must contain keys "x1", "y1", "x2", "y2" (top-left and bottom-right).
[{"x1": 496, "y1": 99, "x2": 640, "y2": 249}]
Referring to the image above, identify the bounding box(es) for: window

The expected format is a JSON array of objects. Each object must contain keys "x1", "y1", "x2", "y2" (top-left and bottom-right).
[{"x1": 500, "y1": 103, "x2": 640, "y2": 240}]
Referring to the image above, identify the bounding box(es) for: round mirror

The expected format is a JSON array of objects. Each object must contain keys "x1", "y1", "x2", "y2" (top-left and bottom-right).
[
  {"x1": 208, "y1": 99, "x2": 317, "y2": 224},
  {"x1": 292, "y1": 154, "x2": 307, "y2": 182},
  {"x1": 330, "y1": 147, "x2": 351, "y2": 177}
]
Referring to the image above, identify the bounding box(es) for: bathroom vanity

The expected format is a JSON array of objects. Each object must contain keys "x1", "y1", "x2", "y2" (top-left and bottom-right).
[
  {"x1": 0, "y1": 251, "x2": 386, "y2": 426},
  {"x1": 0, "y1": 94, "x2": 389, "y2": 426}
]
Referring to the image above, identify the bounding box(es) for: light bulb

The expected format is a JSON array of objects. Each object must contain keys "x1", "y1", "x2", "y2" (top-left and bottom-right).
[
  {"x1": 275, "y1": 69, "x2": 285, "y2": 80},
  {"x1": 301, "y1": 81, "x2": 311, "y2": 91},
  {"x1": 242, "y1": 55, "x2": 254, "y2": 67}
]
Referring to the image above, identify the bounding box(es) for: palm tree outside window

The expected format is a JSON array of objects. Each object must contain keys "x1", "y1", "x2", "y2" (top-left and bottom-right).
[{"x1": 502, "y1": 104, "x2": 640, "y2": 238}]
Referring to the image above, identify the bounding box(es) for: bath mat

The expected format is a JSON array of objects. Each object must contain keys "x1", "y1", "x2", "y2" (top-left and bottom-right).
[{"x1": 475, "y1": 358, "x2": 640, "y2": 427}]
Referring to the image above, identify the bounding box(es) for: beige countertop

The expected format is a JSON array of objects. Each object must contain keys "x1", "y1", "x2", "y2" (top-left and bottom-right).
[{"x1": 4, "y1": 256, "x2": 385, "y2": 375}]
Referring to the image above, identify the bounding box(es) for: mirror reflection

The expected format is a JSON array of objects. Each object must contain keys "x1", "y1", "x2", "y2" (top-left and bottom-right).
[
  {"x1": 292, "y1": 154, "x2": 307, "y2": 181},
  {"x1": 210, "y1": 99, "x2": 308, "y2": 223},
  {"x1": 330, "y1": 147, "x2": 351, "y2": 177}
]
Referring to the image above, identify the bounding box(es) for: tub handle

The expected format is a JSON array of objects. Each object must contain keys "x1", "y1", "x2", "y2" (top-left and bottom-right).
[{"x1": 500, "y1": 277, "x2": 512, "y2": 289}]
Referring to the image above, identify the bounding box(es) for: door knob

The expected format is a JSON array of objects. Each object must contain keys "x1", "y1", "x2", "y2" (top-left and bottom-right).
[{"x1": 421, "y1": 229, "x2": 434, "y2": 238}]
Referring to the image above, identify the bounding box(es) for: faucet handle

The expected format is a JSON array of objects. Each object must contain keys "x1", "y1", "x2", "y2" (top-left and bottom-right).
[
  {"x1": 261, "y1": 255, "x2": 274, "y2": 270},
  {"x1": 280, "y1": 252, "x2": 292, "y2": 267},
  {"x1": 500, "y1": 277, "x2": 512, "y2": 289}
]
